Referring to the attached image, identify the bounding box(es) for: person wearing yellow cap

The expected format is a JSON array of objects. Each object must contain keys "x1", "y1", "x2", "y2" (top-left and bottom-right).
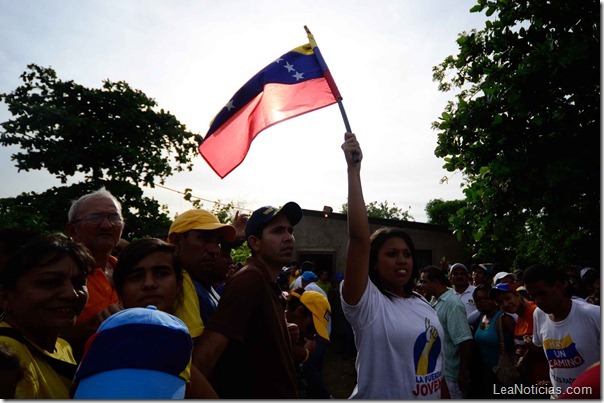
[
  {"x1": 165, "y1": 209, "x2": 247, "y2": 398},
  {"x1": 286, "y1": 289, "x2": 332, "y2": 399},
  {"x1": 286, "y1": 289, "x2": 331, "y2": 343},
  {"x1": 167, "y1": 209, "x2": 247, "y2": 328}
]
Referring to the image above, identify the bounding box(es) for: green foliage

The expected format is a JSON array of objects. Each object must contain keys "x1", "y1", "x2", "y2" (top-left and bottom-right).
[
  {"x1": 182, "y1": 189, "x2": 238, "y2": 224},
  {"x1": 0, "y1": 181, "x2": 172, "y2": 239},
  {"x1": 432, "y1": 0, "x2": 599, "y2": 267},
  {"x1": 425, "y1": 199, "x2": 466, "y2": 227},
  {"x1": 0, "y1": 64, "x2": 198, "y2": 237},
  {"x1": 210, "y1": 201, "x2": 235, "y2": 224},
  {"x1": 230, "y1": 242, "x2": 251, "y2": 264},
  {"x1": 341, "y1": 200, "x2": 414, "y2": 221},
  {"x1": 211, "y1": 201, "x2": 252, "y2": 263}
]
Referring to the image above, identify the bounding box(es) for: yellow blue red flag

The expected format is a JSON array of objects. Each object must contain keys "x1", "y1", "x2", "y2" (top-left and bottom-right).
[{"x1": 199, "y1": 34, "x2": 341, "y2": 178}]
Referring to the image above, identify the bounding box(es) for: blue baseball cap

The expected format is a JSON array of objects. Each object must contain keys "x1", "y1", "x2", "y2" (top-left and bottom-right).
[
  {"x1": 301, "y1": 271, "x2": 318, "y2": 282},
  {"x1": 489, "y1": 282, "x2": 517, "y2": 299},
  {"x1": 245, "y1": 202, "x2": 303, "y2": 239},
  {"x1": 74, "y1": 306, "x2": 193, "y2": 399}
]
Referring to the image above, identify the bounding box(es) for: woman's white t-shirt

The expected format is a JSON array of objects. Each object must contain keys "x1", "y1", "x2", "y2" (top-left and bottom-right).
[{"x1": 341, "y1": 280, "x2": 446, "y2": 399}]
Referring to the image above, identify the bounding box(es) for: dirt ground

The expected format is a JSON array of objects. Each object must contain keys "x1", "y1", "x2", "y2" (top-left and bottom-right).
[
  {"x1": 321, "y1": 340, "x2": 357, "y2": 399},
  {"x1": 315, "y1": 290, "x2": 358, "y2": 399}
]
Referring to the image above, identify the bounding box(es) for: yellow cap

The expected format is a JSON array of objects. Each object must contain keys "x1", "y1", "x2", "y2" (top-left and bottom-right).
[
  {"x1": 168, "y1": 209, "x2": 236, "y2": 242},
  {"x1": 298, "y1": 291, "x2": 331, "y2": 341}
]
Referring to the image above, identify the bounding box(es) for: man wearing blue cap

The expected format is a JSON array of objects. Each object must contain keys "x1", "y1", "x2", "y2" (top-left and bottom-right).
[
  {"x1": 193, "y1": 202, "x2": 302, "y2": 399},
  {"x1": 301, "y1": 270, "x2": 328, "y2": 299}
]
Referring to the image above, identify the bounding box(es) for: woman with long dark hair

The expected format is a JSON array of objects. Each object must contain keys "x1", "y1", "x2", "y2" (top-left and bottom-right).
[
  {"x1": 472, "y1": 284, "x2": 515, "y2": 397},
  {"x1": 340, "y1": 132, "x2": 448, "y2": 399}
]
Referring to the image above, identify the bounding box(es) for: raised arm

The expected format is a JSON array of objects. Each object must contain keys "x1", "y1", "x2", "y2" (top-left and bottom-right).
[{"x1": 341, "y1": 132, "x2": 370, "y2": 305}]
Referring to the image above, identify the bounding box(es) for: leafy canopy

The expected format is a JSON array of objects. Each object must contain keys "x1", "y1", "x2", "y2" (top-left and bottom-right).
[
  {"x1": 425, "y1": 199, "x2": 466, "y2": 227},
  {"x1": 0, "y1": 64, "x2": 199, "y2": 237},
  {"x1": 432, "y1": 0, "x2": 599, "y2": 267},
  {"x1": 341, "y1": 200, "x2": 414, "y2": 221}
]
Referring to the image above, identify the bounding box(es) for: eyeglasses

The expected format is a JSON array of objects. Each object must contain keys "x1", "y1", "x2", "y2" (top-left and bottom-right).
[{"x1": 72, "y1": 213, "x2": 124, "y2": 226}]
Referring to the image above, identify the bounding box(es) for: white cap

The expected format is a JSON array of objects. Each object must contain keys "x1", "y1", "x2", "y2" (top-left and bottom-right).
[
  {"x1": 493, "y1": 271, "x2": 517, "y2": 285},
  {"x1": 580, "y1": 267, "x2": 596, "y2": 279},
  {"x1": 449, "y1": 263, "x2": 468, "y2": 274}
]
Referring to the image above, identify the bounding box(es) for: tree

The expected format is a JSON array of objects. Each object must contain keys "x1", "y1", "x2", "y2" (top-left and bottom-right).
[
  {"x1": 341, "y1": 200, "x2": 414, "y2": 221},
  {"x1": 425, "y1": 199, "x2": 466, "y2": 227},
  {"x1": 0, "y1": 64, "x2": 198, "y2": 238},
  {"x1": 0, "y1": 182, "x2": 172, "y2": 239},
  {"x1": 432, "y1": 0, "x2": 599, "y2": 267}
]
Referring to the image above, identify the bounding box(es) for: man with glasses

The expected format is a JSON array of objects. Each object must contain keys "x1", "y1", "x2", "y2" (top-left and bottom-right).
[{"x1": 62, "y1": 187, "x2": 124, "y2": 360}]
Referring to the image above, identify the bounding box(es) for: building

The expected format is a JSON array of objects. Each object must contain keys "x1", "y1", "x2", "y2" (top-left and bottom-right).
[{"x1": 294, "y1": 208, "x2": 464, "y2": 277}]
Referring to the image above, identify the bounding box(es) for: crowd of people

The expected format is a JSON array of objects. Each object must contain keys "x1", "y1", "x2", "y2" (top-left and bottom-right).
[{"x1": 0, "y1": 132, "x2": 600, "y2": 399}]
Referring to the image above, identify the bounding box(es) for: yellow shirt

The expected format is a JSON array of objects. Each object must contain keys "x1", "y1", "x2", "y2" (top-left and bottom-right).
[
  {"x1": 173, "y1": 270, "x2": 205, "y2": 338},
  {"x1": 0, "y1": 323, "x2": 76, "y2": 399}
]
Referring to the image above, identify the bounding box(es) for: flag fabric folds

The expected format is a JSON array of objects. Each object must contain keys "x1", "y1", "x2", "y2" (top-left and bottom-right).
[{"x1": 199, "y1": 43, "x2": 339, "y2": 178}]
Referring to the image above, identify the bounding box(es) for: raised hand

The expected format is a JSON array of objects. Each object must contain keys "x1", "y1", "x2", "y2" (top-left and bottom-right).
[
  {"x1": 341, "y1": 132, "x2": 362, "y2": 167},
  {"x1": 231, "y1": 210, "x2": 249, "y2": 239}
]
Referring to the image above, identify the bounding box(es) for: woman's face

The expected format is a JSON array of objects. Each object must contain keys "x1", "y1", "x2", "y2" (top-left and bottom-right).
[
  {"x1": 494, "y1": 292, "x2": 522, "y2": 314},
  {"x1": 474, "y1": 289, "x2": 495, "y2": 313},
  {"x1": 375, "y1": 236, "x2": 414, "y2": 291},
  {"x1": 4, "y1": 255, "x2": 88, "y2": 341},
  {"x1": 120, "y1": 251, "x2": 180, "y2": 313}
]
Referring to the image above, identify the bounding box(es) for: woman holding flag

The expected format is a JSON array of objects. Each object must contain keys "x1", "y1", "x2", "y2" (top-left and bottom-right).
[{"x1": 340, "y1": 132, "x2": 449, "y2": 399}]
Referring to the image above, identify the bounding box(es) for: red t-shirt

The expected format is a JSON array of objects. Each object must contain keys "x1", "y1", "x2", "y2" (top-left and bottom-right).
[
  {"x1": 76, "y1": 256, "x2": 118, "y2": 325},
  {"x1": 559, "y1": 362, "x2": 600, "y2": 399}
]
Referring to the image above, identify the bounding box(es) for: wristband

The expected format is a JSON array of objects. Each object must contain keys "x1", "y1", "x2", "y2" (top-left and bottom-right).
[{"x1": 301, "y1": 348, "x2": 310, "y2": 363}]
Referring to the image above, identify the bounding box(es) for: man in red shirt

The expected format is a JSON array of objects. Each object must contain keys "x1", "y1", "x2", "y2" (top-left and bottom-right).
[{"x1": 62, "y1": 187, "x2": 123, "y2": 360}]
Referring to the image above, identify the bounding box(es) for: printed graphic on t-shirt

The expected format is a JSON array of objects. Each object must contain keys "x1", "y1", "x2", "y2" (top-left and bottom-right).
[
  {"x1": 412, "y1": 318, "x2": 442, "y2": 396},
  {"x1": 543, "y1": 334, "x2": 585, "y2": 369}
]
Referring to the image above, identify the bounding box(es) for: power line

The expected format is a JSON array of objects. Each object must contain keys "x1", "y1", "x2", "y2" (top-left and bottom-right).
[
  {"x1": 153, "y1": 183, "x2": 254, "y2": 213},
  {"x1": 4, "y1": 130, "x2": 254, "y2": 213}
]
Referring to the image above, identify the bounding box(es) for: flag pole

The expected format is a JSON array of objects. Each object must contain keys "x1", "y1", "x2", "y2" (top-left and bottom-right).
[
  {"x1": 336, "y1": 100, "x2": 352, "y2": 133},
  {"x1": 304, "y1": 26, "x2": 359, "y2": 162}
]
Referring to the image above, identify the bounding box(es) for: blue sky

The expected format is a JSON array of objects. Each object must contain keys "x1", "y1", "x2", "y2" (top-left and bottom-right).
[{"x1": 0, "y1": 0, "x2": 488, "y2": 222}]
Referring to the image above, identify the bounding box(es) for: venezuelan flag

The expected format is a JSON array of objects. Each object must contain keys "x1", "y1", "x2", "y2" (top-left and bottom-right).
[{"x1": 199, "y1": 42, "x2": 339, "y2": 178}]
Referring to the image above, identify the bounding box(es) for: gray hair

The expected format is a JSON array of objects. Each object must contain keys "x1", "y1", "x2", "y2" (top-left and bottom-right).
[{"x1": 67, "y1": 187, "x2": 123, "y2": 223}]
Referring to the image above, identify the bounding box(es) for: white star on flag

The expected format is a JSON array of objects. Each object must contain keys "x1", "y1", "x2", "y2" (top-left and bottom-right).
[
  {"x1": 293, "y1": 71, "x2": 304, "y2": 81},
  {"x1": 225, "y1": 100, "x2": 235, "y2": 111},
  {"x1": 284, "y1": 62, "x2": 295, "y2": 72}
]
